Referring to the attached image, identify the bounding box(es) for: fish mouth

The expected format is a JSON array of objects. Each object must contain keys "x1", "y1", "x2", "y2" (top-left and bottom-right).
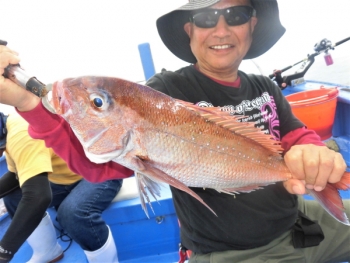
[
  {"x1": 41, "y1": 85, "x2": 56, "y2": 114},
  {"x1": 51, "y1": 81, "x2": 72, "y2": 116}
]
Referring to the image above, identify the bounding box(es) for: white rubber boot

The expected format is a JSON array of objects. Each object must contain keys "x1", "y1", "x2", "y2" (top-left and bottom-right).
[
  {"x1": 84, "y1": 226, "x2": 118, "y2": 263},
  {"x1": 26, "y1": 212, "x2": 64, "y2": 263}
]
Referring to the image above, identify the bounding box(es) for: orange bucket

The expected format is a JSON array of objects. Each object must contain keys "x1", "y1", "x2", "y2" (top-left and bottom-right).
[{"x1": 285, "y1": 87, "x2": 339, "y2": 140}]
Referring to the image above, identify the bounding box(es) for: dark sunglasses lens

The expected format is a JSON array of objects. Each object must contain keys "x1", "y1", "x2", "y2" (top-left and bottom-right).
[
  {"x1": 192, "y1": 6, "x2": 253, "y2": 28},
  {"x1": 224, "y1": 6, "x2": 253, "y2": 26},
  {"x1": 192, "y1": 12, "x2": 219, "y2": 28}
]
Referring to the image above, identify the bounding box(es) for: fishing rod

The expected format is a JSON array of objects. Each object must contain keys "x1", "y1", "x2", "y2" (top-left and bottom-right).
[
  {"x1": 0, "y1": 39, "x2": 50, "y2": 98},
  {"x1": 269, "y1": 36, "x2": 350, "y2": 89}
]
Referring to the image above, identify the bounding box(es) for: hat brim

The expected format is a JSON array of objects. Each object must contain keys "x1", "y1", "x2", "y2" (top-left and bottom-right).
[{"x1": 156, "y1": 0, "x2": 286, "y2": 63}]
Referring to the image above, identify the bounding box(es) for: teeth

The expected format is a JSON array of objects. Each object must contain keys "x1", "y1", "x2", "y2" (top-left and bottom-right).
[{"x1": 211, "y1": 45, "x2": 231, "y2": 49}]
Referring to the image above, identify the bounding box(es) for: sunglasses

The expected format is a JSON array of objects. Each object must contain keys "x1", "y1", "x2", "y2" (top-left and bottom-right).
[{"x1": 189, "y1": 6, "x2": 256, "y2": 28}]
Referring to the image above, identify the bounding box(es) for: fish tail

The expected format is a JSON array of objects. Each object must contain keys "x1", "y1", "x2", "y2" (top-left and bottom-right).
[
  {"x1": 333, "y1": 171, "x2": 350, "y2": 190},
  {"x1": 308, "y1": 171, "x2": 350, "y2": 226}
]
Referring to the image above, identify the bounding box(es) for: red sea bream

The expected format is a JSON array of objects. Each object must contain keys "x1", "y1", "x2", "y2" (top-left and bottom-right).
[{"x1": 49, "y1": 76, "x2": 350, "y2": 224}]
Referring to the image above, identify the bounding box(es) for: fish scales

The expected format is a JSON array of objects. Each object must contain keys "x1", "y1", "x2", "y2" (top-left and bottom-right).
[
  {"x1": 51, "y1": 76, "x2": 350, "y2": 224},
  {"x1": 143, "y1": 131, "x2": 287, "y2": 188},
  {"x1": 140, "y1": 114, "x2": 291, "y2": 189},
  {"x1": 113, "y1": 79, "x2": 292, "y2": 189}
]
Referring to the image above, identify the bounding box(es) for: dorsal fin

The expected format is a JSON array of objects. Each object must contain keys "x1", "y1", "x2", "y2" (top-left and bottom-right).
[{"x1": 178, "y1": 100, "x2": 284, "y2": 155}]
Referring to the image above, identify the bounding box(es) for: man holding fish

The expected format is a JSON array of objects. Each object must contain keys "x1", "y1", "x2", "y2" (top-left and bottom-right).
[{"x1": 0, "y1": 0, "x2": 349, "y2": 262}]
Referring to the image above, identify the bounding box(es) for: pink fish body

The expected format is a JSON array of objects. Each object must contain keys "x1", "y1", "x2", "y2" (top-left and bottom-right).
[{"x1": 51, "y1": 76, "x2": 350, "y2": 224}]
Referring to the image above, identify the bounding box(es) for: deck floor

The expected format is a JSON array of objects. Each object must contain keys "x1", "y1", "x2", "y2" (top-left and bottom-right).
[{"x1": 0, "y1": 212, "x2": 181, "y2": 263}]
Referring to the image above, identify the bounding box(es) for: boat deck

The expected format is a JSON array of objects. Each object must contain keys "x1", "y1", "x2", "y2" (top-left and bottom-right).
[{"x1": 0, "y1": 181, "x2": 181, "y2": 263}]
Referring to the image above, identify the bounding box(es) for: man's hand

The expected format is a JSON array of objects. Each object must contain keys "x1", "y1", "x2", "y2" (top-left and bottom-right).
[
  {"x1": 283, "y1": 144, "x2": 347, "y2": 194},
  {"x1": 0, "y1": 46, "x2": 40, "y2": 111}
]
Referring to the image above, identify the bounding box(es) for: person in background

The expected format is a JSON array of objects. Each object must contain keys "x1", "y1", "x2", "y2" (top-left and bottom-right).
[
  {"x1": 0, "y1": 112, "x2": 122, "y2": 263},
  {"x1": 0, "y1": 0, "x2": 349, "y2": 262}
]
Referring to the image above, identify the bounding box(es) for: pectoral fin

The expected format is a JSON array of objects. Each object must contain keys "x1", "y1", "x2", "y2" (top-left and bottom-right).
[
  {"x1": 135, "y1": 172, "x2": 163, "y2": 218},
  {"x1": 132, "y1": 157, "x2": 217, "y2": 217}
]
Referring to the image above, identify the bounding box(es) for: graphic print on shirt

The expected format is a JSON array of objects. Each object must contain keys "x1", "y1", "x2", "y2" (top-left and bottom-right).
[{"x1": 196, "y1": 92, "x2": 281, "y2": 140}]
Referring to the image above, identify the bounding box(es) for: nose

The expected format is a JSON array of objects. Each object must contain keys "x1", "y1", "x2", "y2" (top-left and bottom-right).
[{"x1": 213, "y1": 15, "x2": 231, "y2": 37}]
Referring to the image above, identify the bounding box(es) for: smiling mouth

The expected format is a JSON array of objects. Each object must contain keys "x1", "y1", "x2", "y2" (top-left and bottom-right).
[{"x1": 210, "y1": 44, "x2": 233, "y2": 50}]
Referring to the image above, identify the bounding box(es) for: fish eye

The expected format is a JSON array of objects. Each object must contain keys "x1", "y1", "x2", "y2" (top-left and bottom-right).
[
  {"x1": 93, "y1": 97, "x2": 103, "y2": 108},
  {"x1": 89, "y1": 93, "x2": 109, "y2": 111}
]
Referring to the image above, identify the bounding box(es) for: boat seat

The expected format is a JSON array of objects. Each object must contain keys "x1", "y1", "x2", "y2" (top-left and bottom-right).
[{"x1": 111, "y1": 176, "x2": 139, "y2": 203}]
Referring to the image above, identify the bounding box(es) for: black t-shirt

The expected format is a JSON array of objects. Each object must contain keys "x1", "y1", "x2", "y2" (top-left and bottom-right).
[{"x1": 146, "y1": 65, "x2": 304, "y2": 253}]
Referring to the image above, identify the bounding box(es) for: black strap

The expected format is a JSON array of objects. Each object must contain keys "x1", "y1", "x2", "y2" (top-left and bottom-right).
[
  {"x1": 292, "y1": 210, "x2": 324, "y2": 248},
  {"x1": 0, "y1": 171, "x2": 19, "y2": 198}
]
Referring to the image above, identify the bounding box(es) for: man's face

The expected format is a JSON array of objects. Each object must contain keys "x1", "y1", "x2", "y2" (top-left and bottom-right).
[{"x1": 184, "y1": 0, "x2": 257, "y2": 74}]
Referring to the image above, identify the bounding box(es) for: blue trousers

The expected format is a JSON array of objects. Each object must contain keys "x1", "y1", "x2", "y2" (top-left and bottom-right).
[{"x1": 4, "y1": 178, "x2": 122, "y2": 251}]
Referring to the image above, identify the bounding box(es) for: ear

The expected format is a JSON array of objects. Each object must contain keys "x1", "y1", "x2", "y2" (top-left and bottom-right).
[
  {"x1": 183, "y1": 22, "x2": 192, "y2": 36},
  {"x1": 250, "y1": 17, "x2": 258, "y2": 32}
]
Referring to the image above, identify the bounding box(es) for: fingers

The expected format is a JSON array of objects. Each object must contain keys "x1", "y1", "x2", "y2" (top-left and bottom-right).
[
  {"x1": 305, "y1": 146, "x2": 333, "y2": 191},
  {"x1": 0, "y1": 45, "x2": 19, "y2": 56},
  {"x1": 0, "y1": 46, "x2": 20, "y2": 75},
  {"x1": 283, "y1": 179, "x2": 306, "y2": 195},
  {"x1": 0, "y1": 47, "x2": 23, "y2": 96},
  {"x1": 284, "y1": 144, "x2": 347, "y2": 193},
  {"x1": 0, "y1": 46, "x2": 41, "y2": 111},
  {"x1": 0, "y1": 75, "x2": 40, "y2": 111},
  {"x1": 328, "y1": 152, "x2": 347, "y2": 183},
  {"x1": 284, "y1": 145, "x2": 308, "y2": 180}
]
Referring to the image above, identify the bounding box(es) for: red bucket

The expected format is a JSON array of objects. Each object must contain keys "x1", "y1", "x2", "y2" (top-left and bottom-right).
[{"x1": 285, "y1": 87, "x2": 339, "y2": 140}]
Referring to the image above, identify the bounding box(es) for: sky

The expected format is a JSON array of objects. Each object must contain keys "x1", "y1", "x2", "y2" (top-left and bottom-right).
[{"x1": 1, "y1": 0, "x2": 349, "y2": 114}]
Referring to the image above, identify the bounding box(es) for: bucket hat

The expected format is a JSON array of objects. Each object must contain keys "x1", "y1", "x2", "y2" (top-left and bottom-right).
[{"x1": 156, "y1": 0, "x2": 285, "y2": 63}]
